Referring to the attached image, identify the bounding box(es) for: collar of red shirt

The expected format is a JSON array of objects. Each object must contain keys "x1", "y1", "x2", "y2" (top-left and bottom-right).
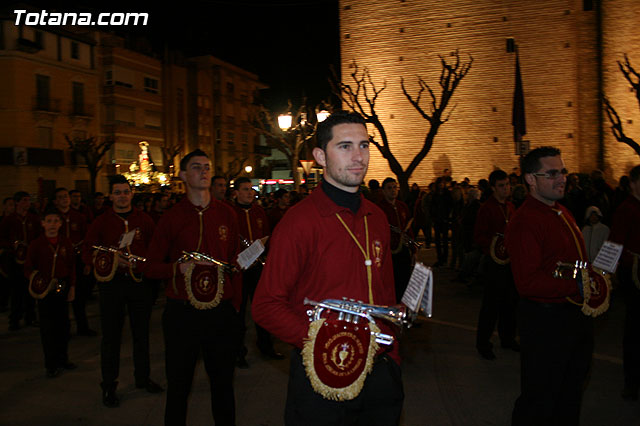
[
  {"x1": 310, "y1": 182, "x2": 373, "y2": 218},
  {"x1": 523, "y1": 194, "x2": 564, "y2": 214}
]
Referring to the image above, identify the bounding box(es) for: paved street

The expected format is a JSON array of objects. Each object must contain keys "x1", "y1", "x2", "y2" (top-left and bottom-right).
[{"x1": 1, "y1": 247, "x2": 638, "y2": 425}]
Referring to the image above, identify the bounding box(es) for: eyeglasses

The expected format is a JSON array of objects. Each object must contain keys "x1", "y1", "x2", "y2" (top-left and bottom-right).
[{"x1": 532, "y1": 168, "x2": 568, "y2": 180}]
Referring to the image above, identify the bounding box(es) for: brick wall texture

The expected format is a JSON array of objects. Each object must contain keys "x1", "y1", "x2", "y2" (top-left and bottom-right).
[{"x1": 339, "y1": 0, "x2": 640, "y2": 186}]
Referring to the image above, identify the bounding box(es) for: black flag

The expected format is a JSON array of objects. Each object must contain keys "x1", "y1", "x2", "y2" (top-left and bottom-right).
[{"x1": 512, "y1": 52, "x2": 526, "y2": 143}]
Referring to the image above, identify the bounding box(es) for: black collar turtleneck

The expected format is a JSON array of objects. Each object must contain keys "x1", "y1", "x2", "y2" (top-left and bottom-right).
[
  {"x1": 321, "y1": 179, "x2": 361, "y2": 213},
  {"x1": 236, "y1": 201, "x2": 251, "y2": 209}
]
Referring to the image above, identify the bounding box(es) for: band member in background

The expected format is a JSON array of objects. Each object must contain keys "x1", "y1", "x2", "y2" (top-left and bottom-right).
[
  {"x1": 70, "y1": 189, "x2": 93, "y2": 223},
  {"x1": 473, "y1": 169, "x2": 519, "y2": 360},
  {"x1": 54, "y1": 187, "x2": 96, "y2": 337},
  {"x1": 0, "y1": 197, "x2": 16, "y2": 312},
  {"x1": 378, "y1": 177, "x2": 414, "y2": 303},
  {"x1": 267, "y1": 188, "x2": 290, "y2": 232},
  {"x1": 210, "y1": 175, "x2": 228, "y2": 202},
  {"x1": 83, "y1": 175, "x2": 161, "y2": 408},
  {"x1": 145, "y1": 149, "x2": 242, "y2": 426},
  {"x1": 232, "y1": 177, "x2": 283, "y2": 368},
  {"x1": 25, "y1": 208, "x2": 77, "y2": 377},
  {"x1": 610, "y1": 164, "x2": 640, "y2": 401},
  {"x1": 91, "y1": 192, "x2": 108, "y2": 219},
  {"x1": 253, "y1": 112, "x2": 403, "y2": 425},
  {"x1": 506, "y1": 147, "x2": 592, "y2": 425},
  {"x1": 0, "y1": 191, "x2": 40, "y2": 330}
]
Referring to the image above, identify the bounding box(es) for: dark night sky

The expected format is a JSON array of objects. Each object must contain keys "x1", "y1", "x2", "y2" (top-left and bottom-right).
[{"x1": 9, "y1": 0, "x2": 341, "y2": 111}]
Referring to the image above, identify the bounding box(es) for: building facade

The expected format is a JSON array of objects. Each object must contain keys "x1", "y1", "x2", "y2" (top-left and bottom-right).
[{"x1": 340, "y1": 0, "x2": 640, "y2": 185}]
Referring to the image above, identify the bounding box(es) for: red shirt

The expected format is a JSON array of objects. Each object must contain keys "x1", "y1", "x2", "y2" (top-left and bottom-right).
[
  {"x1": 267, "y1": 206, "x2": 288, "y2": 232},
  {"x1": 58, "y1": 208, "x2": 87, "y2": 247},
  {"x1": 0, "y1": 211, "x2": 41, "y2": 251},
  {"x1": 25, "y1": 234, "x2": 76, "y2": 287},
  {"x1": 82, "y1": 208, "x2": 155, "y2": 266},
  {"x1": 610, "y1": 194, "x2": 640, "y2": 268},
  {"x1": 377, "y1": 198, "x2": 412, "y2": 253},
  {"x1": 144, "y1": 197, "x2": 242, "y2": 309},
  {"x1": 505, "y1": 195, "x2": 585, "y2": 303},
  {"x1": 474, "y1": 196, "x2": 515, "y2": 255},
  {"x1": 252, "y1": 184, "x2": 399, "y2": 363},
  {"x1": 72, "y1": 205, "x2": 93, "y2": 223},
  {"x1": 231, "y1": 202, "x2": 270, "y2": 242}
]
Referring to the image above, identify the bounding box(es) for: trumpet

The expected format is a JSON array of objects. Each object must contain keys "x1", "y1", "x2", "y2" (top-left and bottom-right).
[
  {"x1": 304, "y1": 297, "x2": 416, "y2": 345},
  {"x1": 179, "y1": 251, "x2": 237, "y2": 274},
  {"x1": 92, "y1": 245, "x2": 147, "y2": 263},
  {"x1": 390, "y1": 225, "x2": 423, "y2": 250},
  {"x1": 238, "y1": 235, "x2": 266, "y2": 267},
  {"x1": 552, "y1": 260, "x2": 589, "y2": 280}
]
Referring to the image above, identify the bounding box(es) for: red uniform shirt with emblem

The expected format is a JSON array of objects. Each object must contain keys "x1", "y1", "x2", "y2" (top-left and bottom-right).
[
  {"x1": 144, "y1": 197, "x2": 242, "y2": 309},
  {"x1": 231, "y1": 202, "x2": 270, "y2": 242},
  {"x1": 377, "y1": 198, "x2": 412, "y2": 254},
  {"x1": 252, "y1": 184, "x2": 399, "y2": 363},
  {"x1": 610, "y1": 194, "x2": 640, "y2": 268},
  {"x1": 474, "y1": 196, "x2": 515, "y2": 255},
  {"x1": 0, "y1": 211, "x2": 41, "y2": 255},
  {"x1": 505, "y1": 195, "x2": 586, "y2": 303},
  {"x1": 58, "y1": 208, "x2": 87, "y2": 248},
  {"x1": 24, "y1": 234, "x2": 76, "y2": 287},
  {"x1": 82, "y1": 207, "x2": 155, "y2": 267}
]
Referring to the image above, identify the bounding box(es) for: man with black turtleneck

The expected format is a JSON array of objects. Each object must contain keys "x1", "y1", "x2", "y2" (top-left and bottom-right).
[
  {"x1": 253, "y1": 112, "x2": 403, "y2": 426},
  {"x1": 232, "y1": 177, "x2": 283, "y2": 367}
]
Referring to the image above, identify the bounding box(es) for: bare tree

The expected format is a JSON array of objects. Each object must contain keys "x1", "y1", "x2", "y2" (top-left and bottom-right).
[
  {"x1": 65, "y1": 135, "x2": 115, "y2": 194},
  {"x1": 603, "y1": 54, "x2": 640, "y2": 157},
  {"x1": 252, "y1": 99, "x2": 321, "y2": 189},
  {"x1": 223, "y1": 156, "x2": 249, "y2": 183},
  {"x1": 161, "y1": 143, "x2": 182, "y2": 173},
  {"x1": 331, "y1": 51, "x2": 473, "y2": 198}
]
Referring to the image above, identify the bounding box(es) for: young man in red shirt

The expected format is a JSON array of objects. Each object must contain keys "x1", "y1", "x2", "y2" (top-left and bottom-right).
[
  {"x1": 253, "y1": 111, "x2": 403, "y2": 426},
  {"x1": 610, "y1": 164, "x2": 640, "y2": 401},
  {"x1": 506, "y1": 147, "x2": 591, "y2": 425},
  {"x1": 25, "y1": 208, "x2": 76, "y2": 377},
  {"x1": 83, "y1": 175, "x2": 161, "y2": 408},
  {"x1": 145, "y1": 150, "x2": 242, "y2": 426},
  {"x1": 474, "y1": 169, "x2": 518, "y2": 360}
]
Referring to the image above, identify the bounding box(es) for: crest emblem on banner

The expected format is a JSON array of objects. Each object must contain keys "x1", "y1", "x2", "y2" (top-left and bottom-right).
[
  {"x1": 301, "y1": 318, "x2": 379, "y2": 401},
  {"x1": 580, "y1": 267, "x2": 611, "y2": 317},
  {"x1": 218, "y1": 225, "x2": 228, "y2": 241},
  {"x1": 28, "y1": 270, "x2": 53, "y2": 299},
  {"x1": 490, "y1": 233, "x2": 510, "y2": 265},
  {"x1": 184, "y1": 263, "x2": 224, "y2": 309},
  {"x1": 93, "y1": 249, "x2": 118, "y2": 282}
]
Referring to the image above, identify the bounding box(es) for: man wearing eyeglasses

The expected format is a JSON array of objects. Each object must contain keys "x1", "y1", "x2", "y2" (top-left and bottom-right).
[
  {"x1": 83, "y1": 175, "x2": 161, "y2": 407},
  {"x1": 505, "y1": 147, "x2": 591, "y2": 426}
]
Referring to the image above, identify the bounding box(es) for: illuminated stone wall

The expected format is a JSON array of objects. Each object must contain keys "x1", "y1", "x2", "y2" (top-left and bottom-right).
[{"x1": 340, "y1": 0, "x2": 640, "y2": 186}]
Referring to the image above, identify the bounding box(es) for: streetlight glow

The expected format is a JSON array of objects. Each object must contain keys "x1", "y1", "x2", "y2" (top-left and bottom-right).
[
  {"x1": 316, "y1": 110, "x2": 330, "y2": 123},
  {"x1": 278, "y1": 113, "x2": 292, "y2": 130},
  {"x1": 245, "y1": 165, "x2": 253, "y2": 173}
]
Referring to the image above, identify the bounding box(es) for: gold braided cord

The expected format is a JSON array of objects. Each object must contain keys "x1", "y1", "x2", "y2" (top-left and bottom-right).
[{"x1": 335, "y1": 214, "x2": 373, "y2": 304}]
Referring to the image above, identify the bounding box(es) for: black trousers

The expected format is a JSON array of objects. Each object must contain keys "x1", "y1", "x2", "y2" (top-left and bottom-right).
[
  {"x1": 285, "y1": 350, "x2": 404, "y2": 426},
  {"x1": 163, "y1": 299, "x2": 240, "y2": 426},
  {"x1": 71, "y1": 256, "x2": 90, "y2": 333},
  {"x1": 9, "y1": 260, "x2": 35, "y2": 327},
  {"x1": 391, "y1": 247, "x2": 413, "y2": 304},
  {"x1": 512, "y1": 299, "x2": 593, "y2": 426},
  {"x1": 476, "y1": 258, "x2": 518, "y2": 349},
  {"x1": 37, "y1": 290, "x2": 70, "y2": 370},
  {"x1": 619, "y1": 267, "x2": 640, "y2": 391},
  {"x1": 433, "y1": 221, "x2": 449, "y2": 263},
  {"x1": 98, "y1": 273, "x2": 152, "y2": 388},
  {"x1": 239, "y1": 265, "x2": 273, "y2": 354}
]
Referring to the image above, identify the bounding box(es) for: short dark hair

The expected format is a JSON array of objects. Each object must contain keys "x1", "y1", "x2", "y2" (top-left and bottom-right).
[
  {"x1": 489, "y1": 169, "x2": 508, "y2": 187},
  {"x1": 521, "y1": 146, "x2": 561, "y2": 174},
  {"x1": 211, "y1": 175, "x2": 225, "y2": 184},
  {"x1": 316, "y1": 111, "x2": 367, "y2": 151},
  {"x1": 630, "y1": 165, "x2": 640, "y2": 183},
  {"x1": 109, "y1": 175, "x2": 132, "y2": 193},
  {"x1": 382, "y1": 177, "x2": 396, "y2": 188},
  {"x1": 180, "y1": 149, "x2": 208, "y2": 171},
  {"x1": 69, "y1": 189, "x2": 81, "y2": 196},
  {"x1": 234, "y1": 177, "x2": 252, "y2": 189},
  {"x1": 368, "y1": 179, "x2": 380, "y2": 190},
  {"x1": 273, "y1": 188, "x2": 288, "y2": 199},
  {"x1": 54, "y1": 187, "x2": 68, "y2": 196},
  {"x1": 42, "y1": 207, "x2": 62, "y2": 220},
  {"x1": 13, "y1": 191, "x2": 29, "y2": 202},
  {"x1": 94, "y1": 192, "x2": 104, "y2": 198},
  {"x1": 3, "y1": 197, "x2": 13, "y2": 205}
]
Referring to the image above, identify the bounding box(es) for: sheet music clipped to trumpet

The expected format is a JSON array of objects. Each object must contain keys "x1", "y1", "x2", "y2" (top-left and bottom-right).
[
  {"x1": 401, "y1": 262, "x2": 433, "y2": 318},
  {"x1": 237, "y1": 239, "x2": 266, "y2": 270}
]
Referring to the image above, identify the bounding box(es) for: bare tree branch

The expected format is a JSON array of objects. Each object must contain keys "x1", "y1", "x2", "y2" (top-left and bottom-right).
[{"x1": 603, "y1": 96, "x2": 640, "y2": 156}]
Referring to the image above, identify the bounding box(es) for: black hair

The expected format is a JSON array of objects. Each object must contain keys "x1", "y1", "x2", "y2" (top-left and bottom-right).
[
  {"x1": 211, "y1": 175, "x2": 225, "y2": 184},
  {"x1": 69, "y1": 189, "x2": 81, "y2": 196},
  {"x1": 630, "y1": 165, "x2": 640, "y2": 183},
  {"x1": 273, "y1": 188, "x2": 288, "y2": 199},
  {"x1": 108, "y1": 175, "x2": 132, "y2": 193},
  {"x1": 54, "y1": 187, "x2": 68, "y2": 196},
  {"x1": 3, "y1": 197, "x2": 13, "y2": 205},
  {"x1": 180, "y1": 149, "x2": 208, "y2": 171},
  {"x1": 13, "y1": 191, "x2": 29, "y2": 202},
  {"x1": 234, "y1": 177, "x2": 252, "y2": 189},
  {"x1": 382, "y1": 177, "x2": 397, "y2": 188},
  {"x1": 489, "y1": 169, "x2": 508, "y2": 187},
  {"x1": 316, "y1": 111, "x2": 367, "y2": 151},
  {"x1": 521, "y1": 146, "x2": 561, "y2": 174},
  {"x1": 42, "y1": 206, "x2": 62, "y2": 220},
  {"x1": 368, "y1": 179, "x2": 380, "y2": 190}
]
